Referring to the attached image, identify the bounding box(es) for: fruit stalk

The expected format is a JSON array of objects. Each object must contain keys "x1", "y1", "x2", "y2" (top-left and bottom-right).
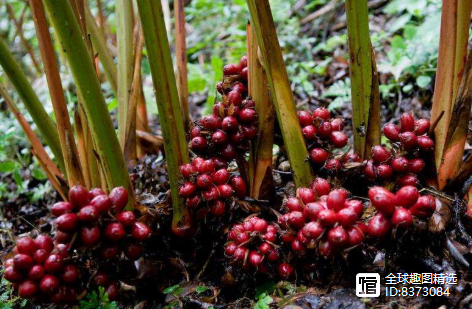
[
  {"x1": 345, "y1": 0, "x2": 381, "y2": 159},
  {"x1": 246, "y1": 0, "x2": 313, "y2": 188},
  {"x1": 43, "y1": 0, "x2": 134, "y2": 205},
  {"x1": 136, "y1": 0, "x2": 192, "y2": 235}
]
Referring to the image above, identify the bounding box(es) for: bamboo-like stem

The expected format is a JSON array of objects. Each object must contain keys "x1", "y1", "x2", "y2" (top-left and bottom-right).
[
  {"x1": 174, "y1": 0, "x2": 190, "y2": 131},
  {"x1": 0, "y1": 83, "x2": 68, "y2": 200},
  {"x1": 0, "y1": 37, "x2": 65, "y2": 173},
  {"x1": 116, "y1": 0, "x2": 135, "y2": 148},
  {"x1": 124, "y1": 23, "x2": 144, "y2": 165},
  {"x1": 6, "y1": 3, "x2": 41, "y2": 75},
  {"x1": 85, "y1": 6, "x2": 118, "y2": 95},
  {"x1": 247, "y1": 22, "x2": 275, "y2": 200},
  {"x1": 245, "y1": 0, "x2": 313, "y2": 188},
  {"x1": 43, "y1": 0, "x2": 134, "y2": 205},
  {"x1": 74, "y1": 110, "x2": 91, "y2": 188},
  {"x1": 95, "y1": 0, "x2": 107, "y2": 37},
  {"x1": 345, "y1": 0, "x2": 381, "y2": 159},
  {"x1": 29, "y1": 0, "x2": 84, "y2": 187},
  {"x1": 432, "y1": 0, "x2": 472, "y2": 189},
  {"x1": 137, "y1": 0, "x2": 192, "y2": 236}
]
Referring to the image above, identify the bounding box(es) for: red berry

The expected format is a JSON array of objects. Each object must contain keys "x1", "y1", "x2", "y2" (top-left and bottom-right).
[
  {"x1": 302, "y1": 221, "x2": 325, "y2": 239},
  {"x1": 371, "y1": 145, "x2": 391, "y2": 163},
  {"x1": 297, "y1": 188, "x2": 316, "y2": 205},
  {"x1": 309, "y1": 148, "x2": 329, "y2": 165},
  {"x1": 317, "y1": 209, "x2": 338, "y2": 227},
  {"x1": 61, "y1": 265, "x2": 79, "y2": 283},
  {"x1": 331, "y1": 118, "x2": 344, "y2": 131},
  {"x1": 288, "y1": 211, "x2": 305, "y2": 229},
  {"x1": 196, "y1": 174, "x2": 213, "y2": 189},
  {"x1": 417, "y1": 136, "x2": 434, "y2": 151},
  {"x1": 221, "y1": 116, "x2": 239, "y2": 132},
  {"x1": 213, "y1": 169, "x2": 230, "y2": 185},
  {"x1": 55, "y1": 213, "x2": 78, "y2": 232},
  {"x1": 364, "y1": 160, "x2": 377, "y2": 180},
  {"x1": 400, "y1": 113, "x2": 415, "y2": 132},
  {"x1": 377, "y1": 164, "x2": 393, "y2": 179},
  {"x1": 291, "y1": 239, "x2": 304, "y2": 252},
  {"x1": 105, "y1": 281, "x2": 120, "y2": 300},
  {"x1": 202, "y1": 186, "x2": 220, "y2": 201},
  {"x1": 89, "y1": 188, "x2": 106, "y2": 199},
  {"x1": 51, "y1": 202, "x2": 74, "y2": 217},
  {"x1": 223, "y1": 63, "x2": 240, "y2": 76},
  {"x1": 391, "y1": 207, "x2": 413, "y2": 228},
  {"x1": 367, "y1": 213, "x2": 392, "y2": 238},
  {"x1": 209, "y1": 200, "x2": 226, "y2": 216},
  {"x1": 90, "y1": 195, "x2": 113, "y2": 214},
  {"x1": 116, "y1": 211, "x2": 136, "y2": 227},
  {"x1": 179, "y1": 182, "x2": 197, "y2": 198},
  {"x1": 313, "y1": 107, "x2": 330, "y2": 121},
  {"x1": 190, "y1": 136, "x2": 207, "y2": 152},
  {"x1": 53, "y1": 243, "x2": 70, "y2": 258},
  {"x1": 55, "y1": 231, "x2": 73, "y2": 244},
  {"x1": 394, "y1": 186, "x2": 419, "y2": 208},
  {"x1": 410, "y1": 195, "x2": 436, "y2": 218},
  {"x1": 248, "y1": 251, "x2": 264, "y2": 266},
  {"x1": 221, "y1": 144, "x2": 237, "y2": 158},
  {"x1": 317, "y1": 122, "x2": 332, "y2": 138},
  {"x1": 218, "y1": 184, "x2": 233, "y2": 199},
  {"x1": 100, "y1": 245, "x2": 120, "y2": 259},
  {"x1": 298, "y1": 111, "x2": 313, "y2": 127},
  {"x1": 180, "y1": 163, "x2": 197, "y2": 179},
  {"x1": 44, "y1": 254, "x2": 63, "y2": 273},
  {"x1": 303, "y1": 202, "x2": 325, "y2": 220},
  {"x1": 415, "y1": 119, "x2": 430, "y2": 135},
  {"x1": 225, "y1": 242, "x2": 237, "y2": 256},
  {"x1": 186, "y1": 195, "x2": 201, "y2": 208},
  {"x1": 328, "y1": 226, "x2": 349, "y2": 247},
  {"x1": 230, "y1": 131, "x2": 245, "y2": 144},
  {"x1": 19, "y1": 280, "x2": 38, "y2": 298},
  {"x1": 397, "y1": 174, "x2": 419, "y2": 187},
  {"x1": 190, "y1": 126, "x2": 201, "y2": 138},
  {"x1": 302, "y1": 125, "x2": 317, "y2": 140},
  {"x1": 345, "y1": 199, "x2": 364, "y2": 217},
  {"x1": 212, "y1": 157, "x2": 228, "y2": 170},
  {"x1": 78, "y1": 205, "x2": 99, "y2": 223},
  {"x1": 33, "y1": 249, "x2": 48, "y2": 264},
  {"x1": 286, "y1": 197, "x2": 303, "y2": 212},
  {"x1": 343, "y1": 152, "x2": 361, "y2": 163},
  {"x1": 400, "y1": 132, "x2": 418, "y2": 149},
  {"x1": 230, "y1": 176, "x2": 247, "y2": 198},
  {"x1": 131, "y1": 222, "x2": 151, "y2": 241},
  {"x1": 240, "y1": 67, "x2": 248, "y2": 81},
  {"x1": 227, "y1": 90, "x2": 243, "y2": 106},
  {"x1": 34, "y1": 235, "x2": 53, "y2": 253},
  {"x1": 200, "y1": 115, "x2": 222, "y2": 130},
  {"x1": 124, "y1": 242, "x2": 143, "y2": 260},
  {"x1": 68, "y1": 185, "x2": 89, "y2": 209},
  {"x1": 16, "y1": 237, "x2": 37, "y2": 256},
  {"x1": 233, "y1": 246, "x2": 247, "y2": 262},
  {"x1": 311, "y1": 178, "x2": 331, "y2": 196},
  {"x1": 252, "y1": 218, "x2": 268, "y2": 233},
  {"x1": 216, "y1": 82, "x2": 224, "y2": 94},
  {"x1": 105, "y1": 223, "x2": 126, "y2": 241},
  {"x1": 109, "y1": 187, "x2": 129, "y2": 213},
  {"x1": 13, "y1": 253, "x2": 34, "y2": 271},
  {"x1": 330, "y1": 131, "x2": 348, "y2": 148},
  {"x1": 93, "y1": 271, "x2": 109, "y2": 286},
  {"x1": 318, "y1": 239, "x2": 334, "y2": 258},
  {"x1": 347, "y1": 226, "x2": 365, "y2": 247},
  {"x1": 243, "y1": 125, "x2": 258, "y2": 139},
  {"x1": 391, "y1": 156, "x2": 409, "y2": 172},
  {"x1": 39, "y1": 275, "x2": 60, "y2": 294},
  {"x1": 239, "y1": 55, "x2": 248, "y2": 69},
  {"x1": 211, "y1": 130, "x2": 229, "y2": 146},
  {"x1": 383, "y1": 123, "x2": 401, "y2": 141},
  {"x1": 325, "y1": 159, "x2": 341, "y2": 173},
  {"x1": 337, "y1": 208, "x2": 358, "y2": 227},
  {"x1": 368, "y1": 186, "x2": 395, "y2": 215},
  {"x1": 239, "y1": 108, "x2": 257, "y2": 123},
  {"x1": 28, "y1": 265, "x2": 45, "y2": 281},
  {"x1": 266, "y1": 249, "x2": 279, "y2": 261},
  {"x1": 4, "y1": 266, "x2": 23, "y2": 282},
  {"x1": 80, "y1": 225, "x2": 101, "y2": 247},
  {"x1": 278, "y1": 263, "x2": 294, "y2": 279},
  {"x1": 408, "y1": 158, "x2": 425, "y2": 173},
  {"x1": 327, "y1": 189, "x2": 348, "y2": 212}
]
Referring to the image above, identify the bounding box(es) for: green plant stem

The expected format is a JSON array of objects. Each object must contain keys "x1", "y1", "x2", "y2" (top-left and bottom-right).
[
  {"x1": 43, "y1": 0, "x2": 134, "y2": 205},
  {"x1": 345, "y1": 0, "x2": 381, "y2": 159},
  {"x1": 0, "y1": 36, "x2": 65, "y2": 173},
  {"x1": 137, "y1": 0, "x2": 192, "y2": 236},
  {"x1": 246, "y1": 0, "x2": 313, "y2": 188}
]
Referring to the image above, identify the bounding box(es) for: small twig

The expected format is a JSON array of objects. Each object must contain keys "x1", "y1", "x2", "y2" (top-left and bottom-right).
[
  {"x1": 446, "y1": 238, "x2": 470, "y2": 268},
  {"x1": 244, "y1": 197, "x2": 270, "y2": 204},
  {"x1": 273, "y1": 169, "x2": 293, "y2": 175},
  {"x1": 196, "y1": 249, "x2": 216, "y2": 280},
  {"x1": 419, "y1": 187, "x2": 455, "y2": 202}
]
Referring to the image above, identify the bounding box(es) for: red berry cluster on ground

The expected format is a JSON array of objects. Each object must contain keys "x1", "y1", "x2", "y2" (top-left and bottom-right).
[
  {"x1": 179, "y1": 157, "x2": 247, "y2": 216},
  {"x1": 225, "y1": 216, "x2": 294, "y2": 279},
  {"x1": 367, "y1": 186, "x2": 436, "y2": 238},
  {"x1": 3, "y1": 185, "x2": 150, "y2": 303},
  {"x1": 298, "y1": 108, "x2": 348, "y2": 172},
  {"x1": 3, "y1": 235, "x2": 79, "y2": 302},
  {"x1": 278, "y1": 179, "x2": 366, "y2": 258},
  {"x1": 383, "y1": 113, "x2": 433, "y2": 152},
  {"x1": 189, "y1": 56, "x2": 258, "y2": 158}
]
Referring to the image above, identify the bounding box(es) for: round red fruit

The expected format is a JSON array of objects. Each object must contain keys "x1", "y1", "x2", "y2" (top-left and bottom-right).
[
  {"x1": 330, "y1": 131, "x2": 348, "y2": 148},
  {"x1": 278, "y1": 263, "x2": 294, "y2": 279},
  {"x1": 227, "y1": 90, "x2": 242, "y2": 106},
  {"x1": 400, "y1": 132, "x2": 418, "y2": 149},
  {"x1": 89, "y1": 188, "x2": 106, "y2": 199},
  {"x1": 78, "y1": 205, "x2": 99, "y2": 223},
  {"x1": 298, "y1": 111, "x2": 313, "y2": 127},
  {"x1": 408, "y1": 158, "x2": 425, "y2": 173},
  {"x1": 397, "y1": 174, "x2": 419, "y2": 187},
  {"x1": 303, "y1": 202, "x2": 325, "y2": 220},
  {"x1": 55, "y1": 213, "x2": 78, "y2": 232},
  {"x1": 68, "y1": 185, "x2": 89, "y2": 209},
  {"x1": 409, "y1": 195, "x2": 436, "y2": 218},
  {"x1": 51, "y1": 201, "x2": 74, "y2": 217},
  {"x1": 14, "y1": 253, "x2": 34, "y2": 271},
  {"x1": 371, "y1": 145, "x2": 391, "y2": 163},
  {"x1": 394, "y1": 186, "x2": 418, "y2": 208},
  {"x1": 221, "y1": 116, "x2": 239, "y2": 132},
  {"x1": 90, "y1": 195, "x2": 113, "y2": 214},
  {"x1": 328, "y1": 226, "x2": 349, "y2": 247},
  {"x1": 4, "y1": 266, "x2": 23, "y2": 282},
  {"x1": 179, "y1": 182, "x2": 197, "y2": 198},
  {"x1": 297, "y1": 188, "x2": 316, "y2": 205},
  {"x1": 417, "y1": 136, "x2": 434, "y2": 151},
  {"x1": 383, "y1": 123, "x2": 401, "y2": 141},
  {"x1": 286, "y1": 197, "x2": 303, "y2": 212},
  {"x1": 223, "y1": 63, "x2": 240, "y2": 76},
  {"x1": 61, "y1": 265, "x2": 79, "y2": 283},
  {"x1": 327, "y1": 188, "x2": 348, "y2": 212},
  {"x1": 28, "y1": 265, "x2": 45, "y2": 281},
  {"x1": 109, "y1": 187, "x2": 128, "y2": 213},
  {"x1": 302, "y1": 125, "x2": 317, "y2": 140},
  {"x1": 200, "y1": 115, "x2": 222, "y2": 131},
  {"x1": 230, "y1": 176, "x2": 247, "y2": 198},
  {"x1": 391, "y1": 207, "x2": 413, "y2": 228},
  {"x1": 367, "y1": 213, "x2": 392, "y2": 238},
  {"x1": 391, "y1": 156, "x2": 409, "y2": 172},
  {"x1": 248, "y1": 251, "x2": 264, "y2": 267},
  {"x1": 347, "y1": 226, "x2": 365, "y2": 247},
  {"x1": 317, "y1": 122, "x2": 332, "y2": 138},
  {"x1": 368, "y1": 187, "x2": 395, "y2": 215},
  {"x1": 190, "y1": 136, "x2": 207, "y2": 152},
  {"x1": 19, "y1": 280, "x2": 38, "y2": 298},
  {"x1": 377, "y1": 164, "x2": 393, "y2": 179},
  {"x1": 180, "y1": 163, "x2": 197, "y2": 179},
  {"x1": 124, "y1": 243, "x2": 143, "y2": 260},
  {"x1": 309, "y1": 148, "x2": 329, "y2": 165},
  {"x1": 317, "y1": 209, "x2": 338, "y2": 227},
  {"x1": 302, "y1": 221, "x2": 325, "y2": 239},
  {"x1": 325, "y1": 159, "x2": 341, "y2": 173},
  {"x1": 337, "y1": 208, "x2": 358, "y2": 227},
  {"x1": 105, "y1": 223, "x2": 126, "y2": 242},
  {"x1": 400, "y1": 113, "x2": 415, "y2": 132},
  {"x1": 288, "y1": 211, "x2": 305, "y2": 229},
  {"x1": 16, "y1": 237, "x2": 37, "y2": 256},
  {"x1": 311, "y1": 178, "x2": 331, "y2": 196},
  {"x1": 44, "y1": 254, "x2": 63, "y2": 273},
  {"x1": 415, "y1": 119, "x2": 430, "y2": 135},
  {"x1": 313, "y1": 107, "x2": 330, "y2": 121},
  {"x1": 34, "y1": 235, "x2": 53, "y2": 253},
  {"x1": 116, "y1": 211, "x2": 136, "y2": 227},
  {"x1": 131, "y1": 222, "x2": 151, "y2": 241}
]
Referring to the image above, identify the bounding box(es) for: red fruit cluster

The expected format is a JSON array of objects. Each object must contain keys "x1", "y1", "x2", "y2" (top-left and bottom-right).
[
  {"x1": 179, "y1": 157, "x2": 247, "y2": 216},
  {"x1": 225, "y1": 216, "x2": 294, "y2": 280},
  {"x1": 383, "y1": 113, "x2": 434, "y2": 152},
  {"x1": 3, "y1": 235, "x2": 79, "y2": 302},
  {"x1": 298, "y1": 108, "x2": 348, "y2": 171},
  {"x1": 189, "y1": 56, "x2": 258, "y2": 158},
  {"x1": 54, "y1": 185, "x2": 150, "y2": 261},
  {"x1": 366, "y1": 186, "x2": 436, "y2": 238},
  {"x1": 363, "y1": 145, "x2": 424, "y2": 187},
  {"x1": 278, "y1": 179, "x2": 366, "y2": 258}
]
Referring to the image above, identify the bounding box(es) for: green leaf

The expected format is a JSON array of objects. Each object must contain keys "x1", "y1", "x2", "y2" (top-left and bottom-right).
[
  {"x1": 416, "y1": 75, "x2": 432, "y2": 89},
  {"x1": 32, "y1": 168, "x2": 47, "y2": 180},
  {"x1": 0, "y1": 161, "x2": 16, "y2": 173},
  {"x1": 255, "y1": 282, "x2": 277, "y2": 299},
  {"x1": 195, "y1": 285, "x2": 211, "y2": 294},
  {"x1": 254, "y1": 293, "x2": 273, "y2": 309},
  {"x1": 13, "y1": 170, "x2": 22, "y2": 188}
]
